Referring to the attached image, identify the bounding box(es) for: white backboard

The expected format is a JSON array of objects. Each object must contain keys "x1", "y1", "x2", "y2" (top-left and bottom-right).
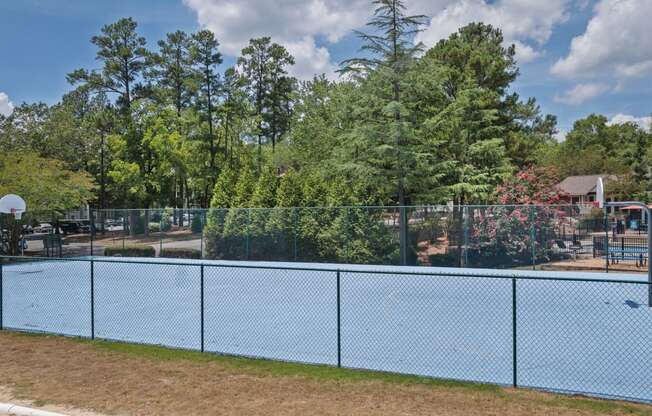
[
  {"x1": 0, "y1": 194, "x2": 26, "y2": 219},
  {"x1": 596, "y1": 177, "x2": 605, "y2": 209}
]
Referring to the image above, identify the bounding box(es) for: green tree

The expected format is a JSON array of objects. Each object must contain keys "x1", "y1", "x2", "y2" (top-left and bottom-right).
[
  {"x1": 0, "y1": 152, "x2": 96, "y2": 212},
  {"x1": 248, "y1": 167, "x2": 279, "y2": 258},
  {"x1": 0, "y1": 152, "x2": 95, "y2": 254},
  {"x1": 203, "y1": 164, "x2": 238, "y2": 258},
  {"x1": 503, "y1": 98, "x2": 558, "y2": 167},
  {"x1": 209, "y1": 164, "x2": 237, "y2": 209},
  {"x1": 0, "y1": 103, "x2": 51, "y2": 154},
  {"x1": 339, "y1": 0, "x2": 427, "y2": 264},
  {"x1": 45, "y1": 89, "x2": 113, "y2": 174},
  {"x1": 66, "y1": 17, "x2": 152, "y2": 225},
  {"x1": 425, "y1": 86, "x2": 512, "y2": 203},
  {"x1": 289, "y1": 77, "x2": 357, "y2": 173},
  {"x1": 248, "y1": 167, "x2": 276, "y2": 207},
  {"x1": 263, "y1": 168, "x2": 302, "y2": 259},
  {"x1": 68, "y1": 17, "x2": 149, "y2": 114},
  {"x1": 420, "y1": 23, "x2": 516, "y2": 203},
  {"x1": 148, "y1": 30, "x2": 196, "y2": 116},
  {"x1": 107, "y1": 105, "x2": 192, "y2": 235},
  {"x1": 547, "y1": 115, "x2": 632, "y2": 177},
  {"x1": 220, "y1": 67, "x2": 249, "y2": 165},
  {"x1": 147, "y1": 31, "x2": 199, "y2": 211},
  {"x1": 238, "y1": 37, "x2": 295, "y2": 168},
  {"x1": 220, "y1": 163, "x2": 257, "y2": 258},
  {"x1": 191, "y1": 30, "x2": 223, "y2": 179}
]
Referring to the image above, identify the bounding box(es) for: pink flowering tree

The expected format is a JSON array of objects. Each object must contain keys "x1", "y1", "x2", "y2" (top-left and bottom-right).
[{"x1": 467, "y1": 167, "x2": 569, "y2": 267}]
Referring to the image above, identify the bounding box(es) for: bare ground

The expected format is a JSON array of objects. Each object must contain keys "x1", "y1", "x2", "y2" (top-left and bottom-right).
[{"x1": 1, "y1": 332, "x2": 651, "y2": 416}]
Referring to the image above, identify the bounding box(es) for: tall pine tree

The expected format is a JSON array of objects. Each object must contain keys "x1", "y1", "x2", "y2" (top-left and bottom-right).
[
  {"x1": 238, "y1": 37, "x2": 295, "y2": 170},
  {"x1": 147, "y1": 30, "x2": 196, "y2": 117},
  {"x1": 68, "y1": 17, "x2": 148, "y2": 115},
  {"x1": 191, "y1": 30, "x2": 223, "y2": 181},
  {"x1": 340, "y1": 0, "x2": 427, "y2": 264}
]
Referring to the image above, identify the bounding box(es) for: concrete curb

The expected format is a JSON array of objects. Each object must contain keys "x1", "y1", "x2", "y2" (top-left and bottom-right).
[{"x1": 0, "y1": 403, "x2": 68, "y2": 416}]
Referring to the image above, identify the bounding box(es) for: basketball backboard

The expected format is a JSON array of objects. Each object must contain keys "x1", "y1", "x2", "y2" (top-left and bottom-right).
[
  {"x1": 596, "y1": 177, "x2": 604, "y2": 209},
  {"x1": 0, "y1": 194, "x2": 26, "y2": 219}
]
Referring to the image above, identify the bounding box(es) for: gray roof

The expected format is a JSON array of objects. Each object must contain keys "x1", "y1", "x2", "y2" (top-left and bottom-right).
[{"x1": 557, "y1": 174, "x2": 617, "y2": 196}]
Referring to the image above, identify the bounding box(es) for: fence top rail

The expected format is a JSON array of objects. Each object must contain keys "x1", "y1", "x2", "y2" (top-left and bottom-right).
[
  {"x1": 1, "y1": 255, "x2": 649, "y2": 285},
  {"x1": 90, "y1": 203, "x2": 595, "y2": 212}
]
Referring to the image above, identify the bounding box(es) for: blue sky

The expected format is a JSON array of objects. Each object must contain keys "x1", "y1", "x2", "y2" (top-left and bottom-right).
[{"x1": 1, "y1": 0, "x2": 651, "y2": 136}]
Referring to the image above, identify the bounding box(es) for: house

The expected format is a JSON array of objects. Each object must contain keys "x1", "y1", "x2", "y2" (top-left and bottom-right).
[
  {"x1": 556, "y1": 174, "x2": 618, "y2": 212},
  {"x1": 64, "y1": 205, "x2": 90, "y2": 220}
]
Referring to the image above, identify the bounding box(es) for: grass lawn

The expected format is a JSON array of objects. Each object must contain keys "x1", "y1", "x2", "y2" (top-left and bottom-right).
[{"x1": 1, "y1": 331, "x2": 651, "y2": 415}]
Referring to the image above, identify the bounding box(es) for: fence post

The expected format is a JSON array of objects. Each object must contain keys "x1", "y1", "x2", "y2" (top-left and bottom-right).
[
  {"x1": 530, "y1": 206, "x2": 536, "y2": 271},
  {"x1": 293, "y1": 208, "x2": 298, "y2": 262},
  {"x1": 512, "y1": 276, "x2": 517, "y2": 388},
  {"x1": 122, "y1": 213, "x2": 126, "y2": 249},
  {"x1": 159, "y1": 213, "x2": 163, "y2": 255},
  {"x1": 200, "y1": 211, "x2": 205, "y2": 260},
  {"x1": 336, "y1": 269, "x2": 341, "y2": 368},
  {"x1": 604, "y1": 209, "x2": 609, "y2": 273},
  {"x1": 344, "y1": 208, "x2": 351, "y2": 263},
  {"x1": 90, "y1": 259, "x2": 95, "y2": 340},
  {"x1": 90, "y1": 209, "x2": 94, "y2": 256},
  {"x1": 200, "y1": 264, "x2": 205, "y2": 352},
  {"x1": 246, "y1": 209, "x2": 250, "y2": 260},
  {"x1": 462, "y1": 206, "x2": 469, "y2": 268}
]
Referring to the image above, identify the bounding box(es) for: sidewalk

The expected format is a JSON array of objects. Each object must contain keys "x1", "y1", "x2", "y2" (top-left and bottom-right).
[
  {"x1": 0, "y1": 387, "x2": 101, "y2": 416},
  {"x1": 1, "y1": 403, "x2": 67, "y2": 416}
]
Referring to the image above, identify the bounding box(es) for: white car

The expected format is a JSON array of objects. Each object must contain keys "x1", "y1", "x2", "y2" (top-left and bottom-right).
[{"x1": 34, "y1": 223, "x2": 53, "y2": 233}]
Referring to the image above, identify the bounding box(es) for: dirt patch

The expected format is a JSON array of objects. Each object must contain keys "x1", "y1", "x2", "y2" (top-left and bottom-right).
[
  {"x1": 540, "y1": 257, "x2": 648, "y2": 273},
  {"x1": 1, "y1": 332, "x2": 650, "y2": 416}
]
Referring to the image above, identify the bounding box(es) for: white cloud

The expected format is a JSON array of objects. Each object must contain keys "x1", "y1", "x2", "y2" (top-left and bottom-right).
[
  {"x1": 608, "y1": 113, "x2": 652, "y2": 131},
  {"x1": 552, "y1": 0, "x2": 652, "y2": 79},
  {"x1": 553, "y1": 82, "x2": 609, "y2": 105},
  {"x1": 0, "y1": 92, "x2": 14, "y2": 117},
  {"x1": 285, "y1": 37, "x2": 337, "y2": 80},
  {"x1": 554, "y1": 129, "x2": 568, "y2": 142},
  {"x1": 185, "y1": 0, "x2": 577, "y2": 79},
  {"x1": 183, "y1": 0, "x2": 372, "y2": 79},
  {"x1": 415, "y1": 0, "x2": 572, "y2": 64}
]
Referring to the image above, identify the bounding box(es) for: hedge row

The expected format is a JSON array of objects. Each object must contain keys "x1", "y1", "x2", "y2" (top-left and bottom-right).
[
  {"x1": 160, "y1": 248, "x2": 201, "y2": 259},
  {"x1": 104, "y1": 245, "x2": 155, "y2": 257}
]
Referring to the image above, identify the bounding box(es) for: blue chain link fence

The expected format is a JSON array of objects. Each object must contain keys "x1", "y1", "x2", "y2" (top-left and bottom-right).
[{"x1": 1, "y1": 256, "x2": 651, "y2": 403}]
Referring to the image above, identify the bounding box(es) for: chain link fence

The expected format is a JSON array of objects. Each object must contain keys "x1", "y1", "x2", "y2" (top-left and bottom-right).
[
  {"x1": 1, "y1": 256, "x2": 651, "y2": 402},
  {"x1": 4, "y1": 204, "x2": 650, "y2": 272}
]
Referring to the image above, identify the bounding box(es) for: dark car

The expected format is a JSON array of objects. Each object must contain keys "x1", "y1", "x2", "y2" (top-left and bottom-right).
[
  {"x1": 60, "y1": 220, "x2": 91, "y2": 235},
  {"x1": 60, "y1": 221, "x2": 81, "y2": 235}
]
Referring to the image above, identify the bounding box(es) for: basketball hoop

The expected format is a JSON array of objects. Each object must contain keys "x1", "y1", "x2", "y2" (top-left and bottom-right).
[
  {"x1": 596, "y1": 177, "x2": 605, "y2": 209},
  {"x1": 0, "y1": 194, "x2": 26, "y2": 220}
]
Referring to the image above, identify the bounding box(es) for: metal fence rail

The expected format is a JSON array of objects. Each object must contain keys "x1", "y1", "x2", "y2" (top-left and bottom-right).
[{"x1": 1, "y1": 256, "x2": 651, "y2": 403}]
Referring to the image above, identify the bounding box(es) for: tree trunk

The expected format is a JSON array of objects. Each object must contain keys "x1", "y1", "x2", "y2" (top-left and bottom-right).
[
  {"x1": 206, "y1": 66, "x2": 216, "y2": 180},
  {"x1": 6, "y1": 217, "x2": 23, "y2": 256}
]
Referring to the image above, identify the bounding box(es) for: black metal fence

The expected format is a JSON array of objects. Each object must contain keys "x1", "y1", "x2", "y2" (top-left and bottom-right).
[
  {"x1": 1, "y1": 256, "x2": 651, "y2": 403},
  {"x1": 593, "y1": 235, "x2": 649, "y2": 268}
]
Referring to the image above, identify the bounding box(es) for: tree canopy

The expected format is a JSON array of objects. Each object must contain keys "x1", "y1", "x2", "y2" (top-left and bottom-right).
[{"x1": 0, "y1": 7, "x2": 649, "y2": 220}]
